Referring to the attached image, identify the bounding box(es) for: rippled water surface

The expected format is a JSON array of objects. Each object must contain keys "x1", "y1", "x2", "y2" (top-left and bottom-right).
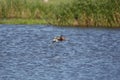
[{"x1": 0, "y1": 25, "x2": 120, "y2": 80}]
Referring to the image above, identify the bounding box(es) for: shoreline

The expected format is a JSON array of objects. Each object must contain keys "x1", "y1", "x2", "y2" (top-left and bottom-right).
[{"x1": 0, "y1": 19, "x2": 119, "y2": 28}]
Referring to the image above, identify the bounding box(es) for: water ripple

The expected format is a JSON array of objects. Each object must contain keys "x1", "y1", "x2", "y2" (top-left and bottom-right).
[{"x1": 0, "y1": 25, "x2": 120, "y2": 80}]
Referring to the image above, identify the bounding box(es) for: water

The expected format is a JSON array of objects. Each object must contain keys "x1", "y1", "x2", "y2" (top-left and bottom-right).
[{"x1": 0, "y1": 25, "x2": 120, "y2": 80}]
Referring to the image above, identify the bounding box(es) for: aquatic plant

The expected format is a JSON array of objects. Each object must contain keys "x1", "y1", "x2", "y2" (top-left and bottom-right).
[{"x1": 0, "y1": 0, "x2": 119, "y2": 27}]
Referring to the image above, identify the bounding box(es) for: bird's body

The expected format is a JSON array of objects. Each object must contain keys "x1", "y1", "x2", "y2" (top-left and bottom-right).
[{"x1": 52, "y1": 35, "x2": 65, "y2": 43}]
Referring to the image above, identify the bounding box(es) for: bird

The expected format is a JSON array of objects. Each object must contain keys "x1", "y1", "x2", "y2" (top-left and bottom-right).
[{"x1": 52, "y1": 35, "x2": 66, "y2": 43}]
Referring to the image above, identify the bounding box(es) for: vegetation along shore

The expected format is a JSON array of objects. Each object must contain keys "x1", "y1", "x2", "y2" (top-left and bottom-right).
[{"x1": 0, "y1": 0, "x2": 120, "y2": 27}]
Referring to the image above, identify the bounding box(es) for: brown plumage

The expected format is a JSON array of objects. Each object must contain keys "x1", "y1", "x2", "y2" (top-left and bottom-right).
[{"x1": 52, "y1": 35, "x2": 65, "y2": 43}]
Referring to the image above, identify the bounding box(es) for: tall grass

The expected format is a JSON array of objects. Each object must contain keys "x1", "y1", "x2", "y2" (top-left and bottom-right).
[
  {"x1": 0, "y1": 0, "x2": 120, "y2": 27},
  {"x1": 71, "y1": 0, "x2": 120, "y2": 27}
]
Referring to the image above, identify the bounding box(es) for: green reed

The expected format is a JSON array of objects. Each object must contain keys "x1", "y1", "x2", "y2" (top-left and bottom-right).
[{"x1": 0, "y1": 0, "x2": 119, "y2": 27}]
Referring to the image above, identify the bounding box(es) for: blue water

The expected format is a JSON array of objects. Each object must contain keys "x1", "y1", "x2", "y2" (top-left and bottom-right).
[{"x1": 0, "y1": 25, "x2": 120, "y2": 80}]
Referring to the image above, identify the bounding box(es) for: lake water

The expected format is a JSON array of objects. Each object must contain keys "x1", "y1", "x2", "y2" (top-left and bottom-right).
[{"x1": 0, "y1": 25, "x2": 120, "y2": 80}]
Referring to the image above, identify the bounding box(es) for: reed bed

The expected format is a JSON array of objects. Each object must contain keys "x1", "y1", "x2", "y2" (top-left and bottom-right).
[{"x1": 0, "y1": 0, "x2": 120, "y2": 27}]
